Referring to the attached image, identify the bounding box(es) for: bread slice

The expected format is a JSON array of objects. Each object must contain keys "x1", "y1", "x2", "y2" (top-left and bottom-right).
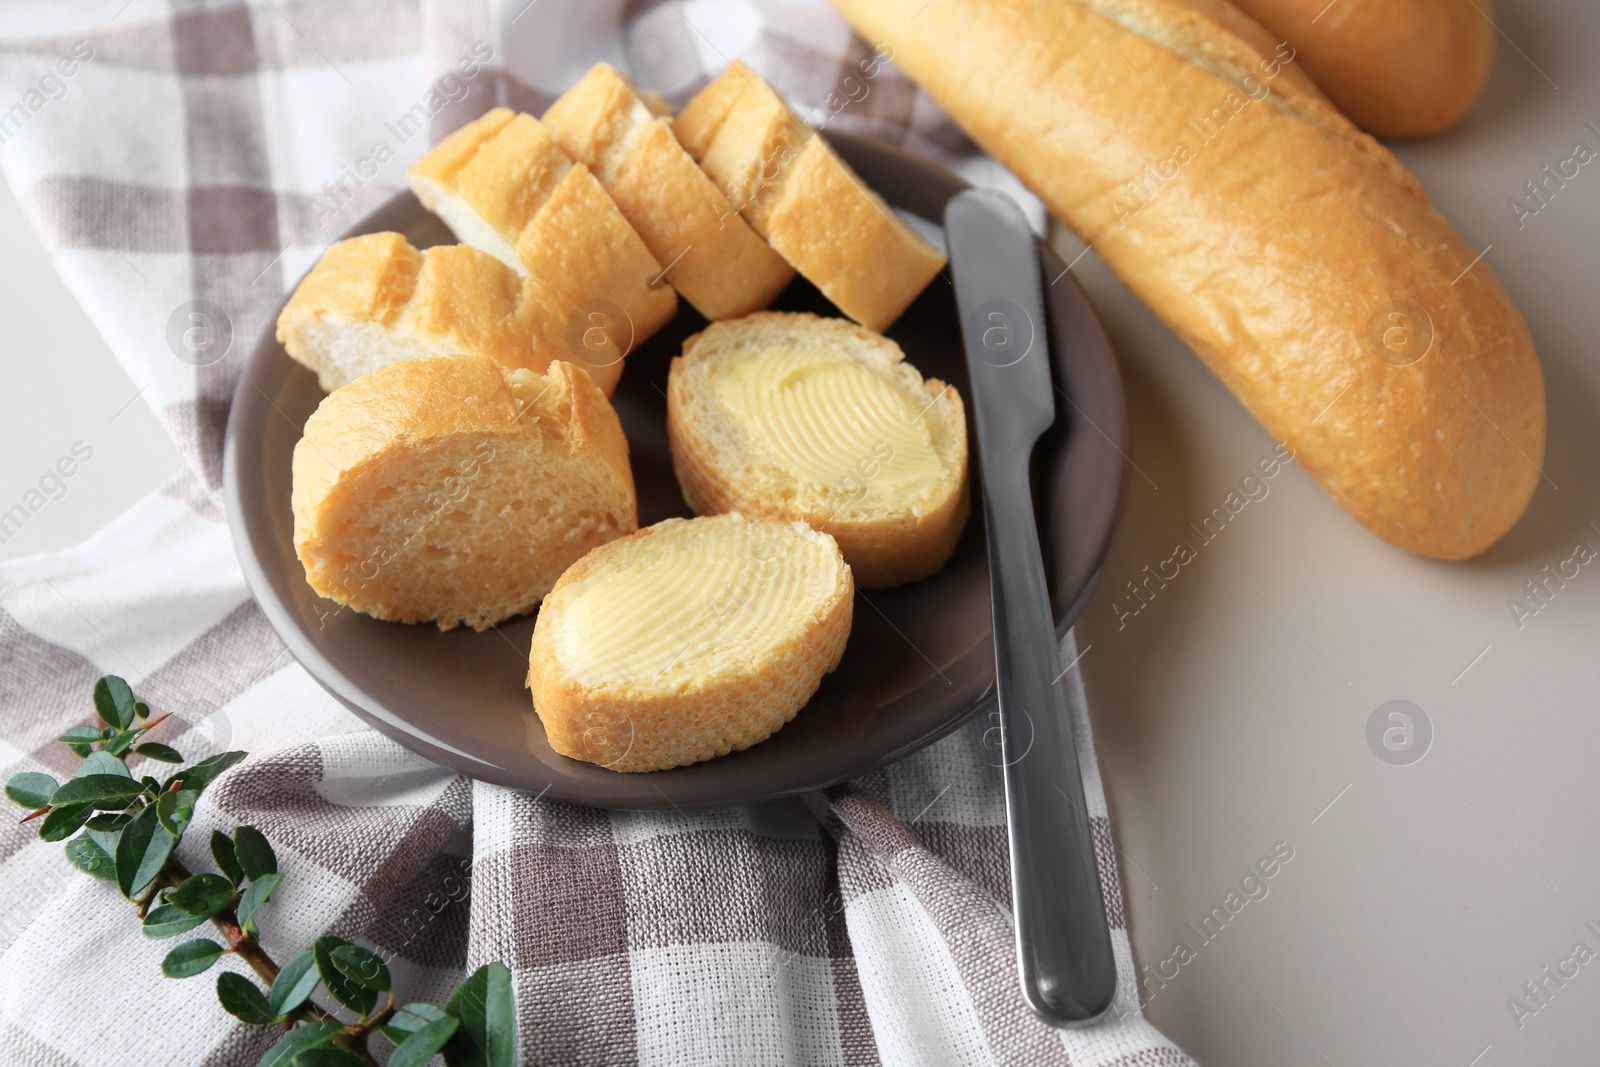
[
  {"x1": 527, "y1": 513, "x2": 853, "y2": 772},
  {"x1": 276, "y1": 232, "x2": 627, "y2": 395},
  {"x1": 667, "y1": 312, "x2": 968, "y2": 587},
  {"x1": 673, "y1": 62, "x2": 946, "y2": 331},
  {"x1": 406, "y1": 108, "x2": 677, "y2": 350},
  {"x1": 541, "y1": 62, "x2": 795, "y2": 321},
  {"x1": 292, "y1": 356, "x2": 637, "y2": 632}
]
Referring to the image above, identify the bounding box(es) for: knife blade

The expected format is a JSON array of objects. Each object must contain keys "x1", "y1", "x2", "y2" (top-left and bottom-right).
[{"x1": 945, "y1": 187, "x2": 1118, "y2": 1027}]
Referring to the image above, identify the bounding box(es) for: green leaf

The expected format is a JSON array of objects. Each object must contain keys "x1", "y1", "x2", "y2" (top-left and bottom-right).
[
  {"x1": 330, "y1": 944, "x2": 390, "y2": 992},
  {"x1": 312, "y1": 935, "x2": 375, "y2": 1017},
  {"x1": 389, "y1": 1017, "x2": 461, "y2": 1067},
  {"x1": 216, "y1": 971, "x2": 278, "y2": 1025},
  {"x1": 57, "y1": 725, "x2": 100, "y2": 758},
  {"x1": 381, "y1": 1002, "x2": 450, "y2": 1046},
  {"x1": 212, "y1": 829, "x2": 244, "y2": 884},
  {"x1": 64, "y1": 833, "x2": 116, "y2": 880},
  {"x1": 115, "y1": 802, "x2": 176, "y2": 899},
  {"x1": 237, "y1": 872, "x2": 283, "y2": 935},
  {"x1": 94, "y1": 676, "x2": 138, "y2": 729},
  {"x1": 267, "y1": 950, "x2": 320, "y2": 1017},
  {"x1": 39, "y1": 802, "x2": 92, "y2": 842},
  {"x1": 133, "y1": 742, "x2": 183, "y2": 764},
  {"x1": 5, "y1": 772, "x2": 57, "y2": 809},
  {"x1": 50, "y1": 774, "x2": 143, "y2": 810},
  {"x1": 135, "y1": 701, "x2": 151, "y2": 720},
  {"x1": 233, "y1": 826, "x2": 277, "y2": 880},
  {"x1": 103, "y1": 730, "x2": 139, "y2": 757},
  {"x1": 166, "y1": 750, "x2": 247, "y2": 794},
  {"x1": 87, "y1": 827, "x2": 122, "y2": 863},
  {"x1": 142, "y1": 903, "x2": 207, "y2": 939},
  {"x1": 290, "y1": 1050, "x2": 368, "y2": 1067},
  {"x1": 447, "y1": 962, "x2": 515, "y2": 1067},
  {"x1": 156, "y1": 789, "x2": 199, "y2": 838},
  {"x1": 77, "y1": 751, "x2": 131, "y2": 778},
  {"x1": 161, "y1": 938, "x2": 224, "y2": 978},
  {"x1": 167, "y1": 872, "x2": 234, "y2": 918},
  {"x1": 256, "y1": 1020, "x2": 341, "y2": 1067},
  {"x1": 85, "y1": 811, "x2": 133, "y2": 832}
]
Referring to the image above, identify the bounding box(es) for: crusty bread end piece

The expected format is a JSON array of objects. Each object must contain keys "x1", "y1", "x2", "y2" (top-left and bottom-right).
[
  {"x1": 673, "y1": 62, "x2": 946, "y2": 332},
  {"x1": 292, "y1": 357, "x2": 637, "y2": 632},
  {"x1": 668, "y1": 311, "x2": 968, "y2": 587},
  {"x1": 407, "y1": 108, "x2": 677, "y2": 349},
  {"x1": 542, "y1": 62, "x2": 795, "y2": 322},
  {"x1": 276, "y1": 232, "x2": 626, "y2": 395},
  {"x1": 528, "y1": 513, "x2": 853, "y2": 772}
]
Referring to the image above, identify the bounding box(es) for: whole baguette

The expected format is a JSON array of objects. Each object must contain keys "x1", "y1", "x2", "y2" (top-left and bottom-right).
[
  {"x1": 1230, "y1": 0, "x2": 1494, "y2": 137},
  {"x1": 830, "y1": 0, "x2": 1544, "y2": 560}
]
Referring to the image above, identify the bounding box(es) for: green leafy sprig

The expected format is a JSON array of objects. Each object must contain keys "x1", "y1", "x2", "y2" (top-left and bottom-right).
[{"x1": 7, "y1": 676, "x2": 515, "y2": 1067}]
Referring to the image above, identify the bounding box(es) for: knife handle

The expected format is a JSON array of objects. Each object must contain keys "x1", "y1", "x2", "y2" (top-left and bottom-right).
[{"x1": 983, "y1": 459, "x2": 1118, "y2": 1026}]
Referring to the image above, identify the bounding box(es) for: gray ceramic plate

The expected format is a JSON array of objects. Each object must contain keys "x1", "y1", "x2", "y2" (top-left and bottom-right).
[{"x1": 223, "y1": 131, "x2": 1127, "y2": 810}]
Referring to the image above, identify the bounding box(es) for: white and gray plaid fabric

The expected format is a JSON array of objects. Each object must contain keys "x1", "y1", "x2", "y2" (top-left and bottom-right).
[{"x1": 0, "y1": 2, "x2": 1194, "y2": 1064}]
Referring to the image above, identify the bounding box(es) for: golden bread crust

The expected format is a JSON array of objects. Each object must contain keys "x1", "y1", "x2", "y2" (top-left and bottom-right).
[
  {"x1": 1228, "y1": 0, "x2": 1494, "y2": 136},
  {"x1": 542, "y1": 62, "x2": 795, "y2": 321},
  {"x1": 275, "y1": 233, "x2": 420, "y2": 351},
  {"x1": 407, "y1": 108, "x2": 677, "y2": 348},
  {"x1": 673, "y1": 62, "x2": 946, "y2": 332},
  {"x1": 276, "y1": 233, "x2": 624, "y2": 395},
  {"x1": 829, "y1": 0, "x2": 1544, "y2": 560},
  {"x1": 512, "y1": 162, "x2": 677, "y2": 347}
]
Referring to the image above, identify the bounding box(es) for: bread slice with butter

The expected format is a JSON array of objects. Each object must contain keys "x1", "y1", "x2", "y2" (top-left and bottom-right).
[
  {"x1": 667, "y1": 312, "x2": 968, "y2": 587},
  {"x1": 292, "y1": 356, "x2": 637, "y2": 632},
  {"x1": 276, "y1": 232, "x2": 626, "y2": 395},
  {"x1": 542, "y1": 62, "x2": 795, "y2": 322},
  {"x1": 527, "y1": 513, "x2": 852, "y2": 772},
  {"x1": 672, "y1": 62, "x2": 945, "y2": 332},
  {"x1": 406, "y1": 107, "x2": 677, "y2": 350}
]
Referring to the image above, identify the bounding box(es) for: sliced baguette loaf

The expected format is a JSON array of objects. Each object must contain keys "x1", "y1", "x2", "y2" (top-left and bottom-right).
[
  {"x1": 673, "y1": 62, "x2": 945, "y2": 332},
  {"x1": 406, "y1": 108, "x2": 677, "y2": 349},
  {"x1": 276, "y1": 232, "x2": 626, "y2": 395},
  {"x1": 667, "y1": 312, "x2": 968, "y2": 587},
  {"x1": 527, "y1": 513, "x2": 853, "y2": 772},
  {"x1": 542, "y1": 62, "x2": 795, "y2": 322},
  {"x1": 292, "y1": 356, "x2": 637, "y2": 632}
]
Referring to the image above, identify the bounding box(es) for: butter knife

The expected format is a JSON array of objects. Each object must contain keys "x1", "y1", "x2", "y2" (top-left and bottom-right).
[{"x1": 945, "y1": 188, "x2": 1118, "y2": 1026}]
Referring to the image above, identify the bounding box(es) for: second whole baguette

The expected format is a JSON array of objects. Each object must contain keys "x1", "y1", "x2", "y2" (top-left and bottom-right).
[
  {"x1": 1228, "y1": 0, "x2": 1495, "y2": 138},
  {"x1": 830, "y1": 0, "x2": 1545, "y2": 560}
]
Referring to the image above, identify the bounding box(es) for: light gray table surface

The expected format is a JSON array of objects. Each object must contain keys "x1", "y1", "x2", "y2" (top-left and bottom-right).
[{"x1": 2, "y1": 4, "x2": 1597, "y2": 1062}]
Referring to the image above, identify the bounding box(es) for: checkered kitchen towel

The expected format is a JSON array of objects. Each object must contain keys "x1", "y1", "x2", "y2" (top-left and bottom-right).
[{"x1": 0, "y1": 2, "x2": 1193, "y2": 1064}]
